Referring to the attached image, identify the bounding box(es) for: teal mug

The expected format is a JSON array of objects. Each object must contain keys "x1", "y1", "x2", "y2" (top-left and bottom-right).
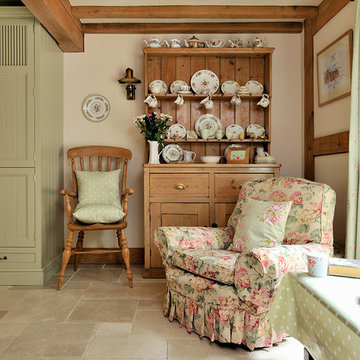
[{"x1": 303, "y1": 253, "x2": 328, "y2": 277}]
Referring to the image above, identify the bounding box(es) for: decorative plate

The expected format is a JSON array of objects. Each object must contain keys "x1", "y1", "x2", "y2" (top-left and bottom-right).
[
  {"x1": 246, "y1": 124, "x2": 266, "y2": 138},
  {"x1": 224, "y1": 144, "x2": 240, "y2": 158},
  {"x1": 170, "y1": 80, "x2": 188, "y2": 94},
  {"x1": 191, "y1": 70, "x2": 219, "y2": 95},
  {"x1": 82, "y1": 94, "x2": 110, "y2": 122},
  {"x1": 245, "y1": 80, "x2": 264, "y2": 94},
  {"x1": 221, "y1": 81, "x2": 241, "y2": 95},
  {"x1": 166, "y1": 124, "x2": 187, "y2": 139},
  {"x1": 162, "y1": 144, "x2": 184, "y2": 163},
  {"x1": 194, "y1": 114, "x2": 222, "y2": 139},
  {"x1": 225, "y1": 124, "x2": 244, "y2": 138},
  {"x1": 149, "y1": 80, "x2": 167, "y2": 95}
]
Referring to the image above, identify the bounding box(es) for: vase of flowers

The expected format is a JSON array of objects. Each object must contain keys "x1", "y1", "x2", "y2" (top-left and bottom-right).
[{"x1": 134, "y1": 112, "x2": 172, "y2": 164}]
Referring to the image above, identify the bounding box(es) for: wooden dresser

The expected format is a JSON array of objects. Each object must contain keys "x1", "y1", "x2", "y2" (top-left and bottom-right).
[{"x1": 143, "y1": 163, "x2": 280, "y2": 277}]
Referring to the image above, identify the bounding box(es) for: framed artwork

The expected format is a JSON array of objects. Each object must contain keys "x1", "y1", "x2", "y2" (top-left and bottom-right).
[
  {"x1": 226, "y1": 146, "x2": 250, "y2": 164},
  {"x1": 316, "y1": 29, "x2": 353, "y2": 107}
]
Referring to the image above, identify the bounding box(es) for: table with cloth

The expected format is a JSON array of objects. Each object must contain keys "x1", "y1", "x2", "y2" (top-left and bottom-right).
[{"x1": 268, "y1": 272, "x2": 360, "y2": 360}]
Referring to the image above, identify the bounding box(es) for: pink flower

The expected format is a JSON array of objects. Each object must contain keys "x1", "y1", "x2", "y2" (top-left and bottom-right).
[
  {"x1": 207, "y1": 311, "x2": 215, "y2": 329},
  {"x1": 203, "y1": 234, "x2": 213, "y2": 246},
  {"x1": 238, "y1": 186, "x2": 247, "y2": 199},
  {"x1": 268, "y1": 190, "x2": 286, "y2": 202},
  {"x1": 278, "y1": 256, "x2": 289, "y2": 275},
  {"x1": 235, "y1": 267, "x2": 251, "y2": 288},
  {"x1": 289, "y1": 191, "x2": 303, "y2": 206},
  {"x1": 283, "y1": 232, "x2": 309, "y2": 245},
  {"x1": 280, "y1": 178, "x2": 296, "y2": 188}
]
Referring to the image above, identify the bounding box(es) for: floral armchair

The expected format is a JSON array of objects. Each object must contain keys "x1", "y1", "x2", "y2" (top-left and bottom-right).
[{"x1": 155, "y1": 177, "x2": 336, "y2": 350}]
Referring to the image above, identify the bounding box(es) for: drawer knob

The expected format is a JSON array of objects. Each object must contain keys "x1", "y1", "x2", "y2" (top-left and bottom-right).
[
  {"x1": 0, "y1": 256, "x2": 7, "y2": 261},
  {"x1": 174, "y1": 183, "x2": 186, "y2": 190}
]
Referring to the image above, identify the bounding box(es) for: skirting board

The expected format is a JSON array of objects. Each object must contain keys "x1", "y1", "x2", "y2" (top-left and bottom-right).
[{"x1": 68, "y1": 247, "x2": 144, "y2": 265}]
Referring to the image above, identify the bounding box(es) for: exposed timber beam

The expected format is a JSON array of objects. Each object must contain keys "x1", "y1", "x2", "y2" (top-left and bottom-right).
[
  {"x1": 22, "y1": 0, "x2": 83, "y2": 52},
  {"x1": 312, "y1": 0, "x2": 351, "y2": 35},
  {"x1": 82, "y1": 22, "x2": 303, "y2": 34},
  {"x1": 313, "y1": 131, "x2": 349, "y2": 156},
  {"x1": 72, "y1": 5, "x2": 318, "y2": 20}
]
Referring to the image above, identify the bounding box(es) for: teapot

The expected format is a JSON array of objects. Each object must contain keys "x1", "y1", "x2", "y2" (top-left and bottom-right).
[
  {"x1": 253, "y1": 36, "x2": 264, "y2": 48},
  {"x1": 184, "y1": 36, "x2": 205, "y2": 48},
  {"x1": 228, "y1": 39, "x2": 244, "y2": 48},
  {"x1": 170, "y1": 39, "x2": 182, "y2": 48},
  {"x1": 144, "y1": 39, "x2": 168, "y2": 48},
  {"x1": 205, "y1": 39, "x2": 225, "y2": 48}
]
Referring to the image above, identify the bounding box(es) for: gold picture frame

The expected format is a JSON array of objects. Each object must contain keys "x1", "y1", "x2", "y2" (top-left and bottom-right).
[{"x1": 316, "y1": 29, "x2": 353, "y2": 107}]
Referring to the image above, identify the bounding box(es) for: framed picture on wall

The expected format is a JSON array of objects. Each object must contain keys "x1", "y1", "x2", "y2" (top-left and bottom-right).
[{"x1": 317, "y1": 29, "x2": 353, "y2": 107}]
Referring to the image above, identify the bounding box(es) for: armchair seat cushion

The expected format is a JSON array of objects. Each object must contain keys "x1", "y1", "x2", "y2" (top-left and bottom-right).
[{"x1": 171, "y1": 249, "x2": 240, "y2": 285}]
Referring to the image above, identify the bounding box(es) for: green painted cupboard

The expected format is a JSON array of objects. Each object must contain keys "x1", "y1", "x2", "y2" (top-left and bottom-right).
[{"x1": 0, "y1": 7, "x2": 64, "y2": 284}]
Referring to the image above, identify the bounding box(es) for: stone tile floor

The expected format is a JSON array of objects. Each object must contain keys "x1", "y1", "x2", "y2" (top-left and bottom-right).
[{"x1": 0, "y1": 265, "x2": 305, "y2": 359}]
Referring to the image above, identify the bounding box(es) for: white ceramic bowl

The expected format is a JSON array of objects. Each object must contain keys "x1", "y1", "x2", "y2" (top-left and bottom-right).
[{"x1": 200, "y1": 155, "x2": 221, "y2": 164}]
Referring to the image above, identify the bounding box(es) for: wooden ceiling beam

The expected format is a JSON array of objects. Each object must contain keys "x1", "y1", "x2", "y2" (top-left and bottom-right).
[
  {"x1": 73, "y1": 5, "x2": 318, "y2": 20},
  {"x1": 22, "y1": 0, "x2": 84, "y2": 52},
  {"x1": 312, "y1": 0, "x2": 351, "y2": 35},
  {"x1": 82, "y1": 22, "x2": 303, "y2": 34}
]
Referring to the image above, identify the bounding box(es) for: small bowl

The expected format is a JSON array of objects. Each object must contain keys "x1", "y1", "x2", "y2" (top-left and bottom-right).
[{"x1": 200, "y1": 155, "x2": 221, "y2": 164}]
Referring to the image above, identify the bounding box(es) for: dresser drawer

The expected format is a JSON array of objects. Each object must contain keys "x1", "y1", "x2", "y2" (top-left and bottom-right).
[
  {"x1": 214, "y1": 173, "x2": 273, "y2": 197},
  {"x1": 150, "y1": 173, "x2": 209, "y2": 197}
]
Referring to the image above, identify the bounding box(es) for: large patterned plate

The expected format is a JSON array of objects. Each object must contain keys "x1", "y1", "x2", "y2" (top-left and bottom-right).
[
  {"x1": 166, "y1": 124, "x2": 187, "y2": 139},
  {"x1": 191, "y1": 70, "x2": 219, "y2": 95},
  {"x1": 82, "y1": 94, "x2": 110, "y2": 122},
  {"x1": 194, "y1": 114, "x2": 222, "y2": 139},
  {"x1": 162, "y1": 144, "x2": 184, "y2": 163}
]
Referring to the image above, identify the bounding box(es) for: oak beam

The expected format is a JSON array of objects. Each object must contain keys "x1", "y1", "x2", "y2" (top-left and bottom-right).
[
  {"x1": 313, "y1": 131, "x2": 349, "y2": 156},
  {"x1": 73, "y1": 5, "x2": 318, "y2": 20},
  {"x1": 312, "y1": 0, "x2": 351, "y2": 35},
  {"x1": 22, "y1": 0, "x2": 83, "y2": 52},
  {"x1": 82, "y1": 22, "x2": 303, "y2": 34},
  {"x1": 304, "y1": 19, "x2": 314, "y2": 180}
]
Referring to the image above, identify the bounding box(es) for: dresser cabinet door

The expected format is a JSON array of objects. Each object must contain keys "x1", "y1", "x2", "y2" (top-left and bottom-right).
[
  {"x1": 214, "y1": 203, "x2": 237, "y2": 228},
  {"x1": 150, "y1": 203, "x2": 209, "y2": 267}
]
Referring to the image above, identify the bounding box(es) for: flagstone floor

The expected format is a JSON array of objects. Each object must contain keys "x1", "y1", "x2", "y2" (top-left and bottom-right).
[{"x1": 0, "y1": 265, "x2": 305, "y2": 359}]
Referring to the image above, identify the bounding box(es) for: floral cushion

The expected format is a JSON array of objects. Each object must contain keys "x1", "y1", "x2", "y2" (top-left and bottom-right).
[
  {"x1": 171, "y1": 249, "x2": 240, "y2": 285},
  {"x1": 228, "y1": 177, "x2": 336, "y2": 246},
  {"x1": 233, "y1": 198, "x2": 292, "y2": 252}
]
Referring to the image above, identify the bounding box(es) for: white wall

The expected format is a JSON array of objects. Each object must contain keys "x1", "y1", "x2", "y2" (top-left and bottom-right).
[
  {"x1": 313, "y1": 2, "x2": 355, "y2": 250},
  {"x1": 64, "y1": 33, "x2": 303, "y2": 248}
]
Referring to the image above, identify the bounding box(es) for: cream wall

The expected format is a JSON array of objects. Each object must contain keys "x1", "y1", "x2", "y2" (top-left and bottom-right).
[
  {"x1": 64, "y1": 33, "x2": 303, "y2": 248},
  {"x1": 313, "y1": 2, "x2": 355, "y2": 250}
]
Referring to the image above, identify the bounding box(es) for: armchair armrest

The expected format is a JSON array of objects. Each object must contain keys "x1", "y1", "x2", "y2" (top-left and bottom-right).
[
  {"x1": 155, "y1": 227, "x2": 235, "y2": 268},
  {"x1": 234, "y1": 243, "x2": 332, "y2": 315}
]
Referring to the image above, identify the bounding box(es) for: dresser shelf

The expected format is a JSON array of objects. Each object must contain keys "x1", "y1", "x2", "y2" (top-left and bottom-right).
[{"x1": 162, "y1": 138, "x2": 271, "y2": 143}]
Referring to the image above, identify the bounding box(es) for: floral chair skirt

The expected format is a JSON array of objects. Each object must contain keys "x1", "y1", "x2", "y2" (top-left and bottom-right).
[{"x1": 164, "y1": 267, "x2": 286, "y2": 350}]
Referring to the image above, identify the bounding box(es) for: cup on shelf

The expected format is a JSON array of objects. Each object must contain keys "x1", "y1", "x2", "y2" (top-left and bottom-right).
[
  {"x1": 174, "y1": 94, "x2": 184, "y2": 105},
  {"x1": 144, "y1": 94, "x2": 158, "y2": 108},
  {"x1": 303, "y1": 253, "x2": 328, "y2": 277},
  {"x1": 200, "y1": 95, "x2": 214, "y2": 110},
  {"x1": 179, "y1": 84, "x2": 191, "y2": 92},
  {"x1": 215, "y1": 130, "x2": 223, "y2": 139},
  {"x1": 238, "y1": 86, "x2": 248, "y2": 93},
  {"x1": 230, "y1": 94, "x2": 241, "y2": 106},
  {"x1": 183, "y1": 150, "x2": 196, "y2": 162},
  {"x1": 200, "y1": 128, "x2": 210, "y2": 140},
  {"x1": 225, "y1": 132, "x2": 233, "y2": 139},
  {"x1": 257, "y1": 94, "x2": 270, "y2": 108}
]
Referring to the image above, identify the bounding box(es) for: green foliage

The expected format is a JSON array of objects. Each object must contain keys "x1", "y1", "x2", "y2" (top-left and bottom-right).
[{"x1": 134, "y1": 112, "x2": 172, "y2": 149}]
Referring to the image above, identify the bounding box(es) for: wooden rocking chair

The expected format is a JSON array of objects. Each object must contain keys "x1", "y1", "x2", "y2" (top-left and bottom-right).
[{"x1": 57, "y1": 146, "x2": 135, "y2": 290}]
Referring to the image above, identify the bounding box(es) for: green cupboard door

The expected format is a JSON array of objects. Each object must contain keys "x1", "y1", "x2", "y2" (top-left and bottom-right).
[
  {"x1": 0, "y1": 19, "x2": 35, "y2": 167},
  {"x1": 0, "y1": 168, "x2": 35, "y2": 247}
]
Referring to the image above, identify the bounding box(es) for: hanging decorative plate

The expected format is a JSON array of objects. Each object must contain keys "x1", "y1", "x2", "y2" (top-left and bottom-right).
[
  {"x1": 82, "y1": 94, "x2": 110, "y2": 122},
  {"x1": 166, "y1": 124, "x2": 187, "y2": 139},
  {"x1": 194, "y1": 114, "x2": 222, "y2": 139},
  {"x1": 225, "y1": 124, "x2": 244, "y2": 138},
  {"x1": 162, "y1": 144, "x2": 184, "y2": 163},
  {"x1": 245, "y1": 80, "x2": 264, "y2": 94},
  {"x1": 221, "y1": 81, "x2": 241, "y2": 95},
  {"x1": 191, "y1": 70, "x2": 219, "y2": 95},
  {"x1": 246, "y1": 123, "x2": 266, "y2": 139},
  {"x1": 149, "y1": 80, "x2": 168, "y2": 95},
  {"x1": 170, "y1": 80, "x2": 189, "y2": 94}
]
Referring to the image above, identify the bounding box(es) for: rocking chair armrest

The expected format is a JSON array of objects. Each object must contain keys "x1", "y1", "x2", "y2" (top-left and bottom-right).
[
  {"x1": 58, "y1": 189, "x2": 77, "y2": 198},
  {"x1": 122, "y1": 188, "x2": 135, "y2": 196}
]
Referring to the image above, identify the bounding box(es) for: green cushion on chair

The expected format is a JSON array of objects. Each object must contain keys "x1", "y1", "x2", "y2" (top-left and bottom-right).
[{"x1": 73, "y1": 169, "x2": 124, "y2": 224}]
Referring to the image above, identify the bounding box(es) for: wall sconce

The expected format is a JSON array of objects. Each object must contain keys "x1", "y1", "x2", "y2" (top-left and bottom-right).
[{"x1": 118, "y1": 68, "x2": 141, "y2": 100}]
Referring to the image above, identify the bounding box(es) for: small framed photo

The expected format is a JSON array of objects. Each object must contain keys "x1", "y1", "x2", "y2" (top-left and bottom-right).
[
  {"x1": 187, "y1": 130, "x2": 198, "y2": 139},
  {"x1": 316, "y1": 29, "x2": 353, "y2": 107},
  {"x1": 226, "y1": 146, "x2": 250, "y2": 164}
]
